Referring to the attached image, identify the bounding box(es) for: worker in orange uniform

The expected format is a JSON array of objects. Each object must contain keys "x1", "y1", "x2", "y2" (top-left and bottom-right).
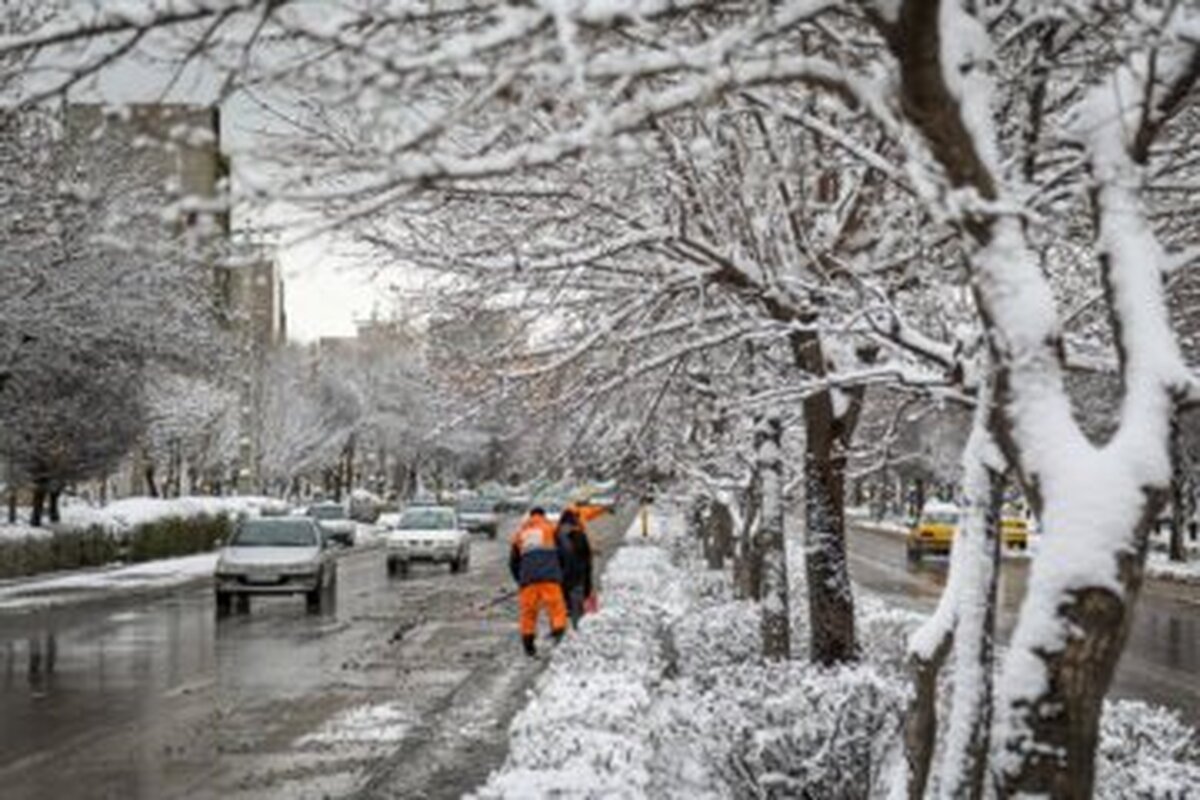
[{"x1": 509, "y1": 507, "x2": 569, "y2": 657}]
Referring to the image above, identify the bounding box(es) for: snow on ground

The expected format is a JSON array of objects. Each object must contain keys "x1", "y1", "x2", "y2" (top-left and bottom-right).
[
  {"x1": 1, "y1": 495, "x2": 288, "y2": 538},
  {"x1": 1147, "y1": 550, "x2": 1200, "y2": 586},
  {"x1": 297, "y1": 702, "x2": 414, "y2": 749},
  {"x1": 0, "y1": 523, "x2": 52, "y2": 542},
  {"x1": 60, "y1": 495, "x2": 289, "y2": 533},
  {"x1": 0, "y1": 552, "x2": 218, "y2": 611},
  {"x1": 475, "y1": 505, "x2": 1200, "y2": 798}
]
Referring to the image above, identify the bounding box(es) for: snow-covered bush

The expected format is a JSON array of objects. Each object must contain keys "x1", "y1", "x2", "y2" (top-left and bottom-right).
[
  {"x1": 731, "y1": 665, "x2": 905, "y2": 799},
  {"x1": 1097, "y1": 701, "x2": 1200, "y2": 799}
]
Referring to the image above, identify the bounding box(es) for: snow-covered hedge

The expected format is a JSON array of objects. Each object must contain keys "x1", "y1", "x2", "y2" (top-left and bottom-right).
[
  {"x1": 0, "y1": 495, "x2": 280, "y2": 578},
  {"x1": 476, "y1": 510, "x2": 1200, "y2": 798}
]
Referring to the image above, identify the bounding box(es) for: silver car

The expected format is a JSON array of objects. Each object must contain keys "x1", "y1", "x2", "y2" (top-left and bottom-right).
[
  {"x1": 215, "y1": 517, "x2": 337, "y2": 615},
  {"x1": 385, "y1": 506, "x2": 470, "y2": 577},
  {"x1": 456, "y1": 497, "x2": 500, "y2": 539}
]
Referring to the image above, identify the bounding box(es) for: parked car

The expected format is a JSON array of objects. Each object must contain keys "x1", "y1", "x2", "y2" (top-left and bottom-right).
[
  {"x1": 306, "y1": 501, "x2": 356, "y2": 547},
  {"x1": 906, "y1": 501, "x2": 960, "y2": 561},
  {"x1": 385, "y1": 505, "x2": 470, "y2": 576},
  {"x1": 456, "y1": 497, "x2": 500, "y2": 538},
  {"x1": 214, "y1": 517, "x2": 336, "y2": 615}
]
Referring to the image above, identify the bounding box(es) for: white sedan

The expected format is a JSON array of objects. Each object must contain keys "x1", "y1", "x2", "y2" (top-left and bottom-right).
[{"x1": 385, "y1": 506, "x2": 471, "y2": 577}]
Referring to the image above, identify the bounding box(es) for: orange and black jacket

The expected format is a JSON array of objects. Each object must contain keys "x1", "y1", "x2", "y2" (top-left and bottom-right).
[{"x1": 509, "y1": 516, "x2": 567, "y2": 587}]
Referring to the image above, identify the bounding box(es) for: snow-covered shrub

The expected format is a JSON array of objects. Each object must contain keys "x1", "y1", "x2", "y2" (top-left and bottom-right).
[
  {"x1": 1097, "y1": 700, "x2": 1200, "y2": 799},
  {"x1": 670, "y1": 597, "x2": 760, "y2": 675},
  {"x1": 0, "y1": 526, "x2": 118, "y2": 578},
  {"x1": 124, "y1": 514, "x2": 232, "y2": 562},
  {"x1": 723, "y1": 664, "x2": 906, "y2": 799},
  {"x1": 857, "y1": 595, "x2": 926, "y2": 676}
]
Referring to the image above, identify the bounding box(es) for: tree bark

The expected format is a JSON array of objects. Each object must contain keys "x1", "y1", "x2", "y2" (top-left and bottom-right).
[
  {"x1": 904, "y1": 627, "x2": 952, "y2": 799},
  {"x1": 803, "y1": 392, "x2": 858, "y2": 665},
  {"x1": 48, "y1": 488, "x2": 61, "y2": 524},
  {"x1": 1169, "y1": 410, "x2": 1188, "y2": 562},
  {"x1": 144, "y1": 463, "x2": 159, "y2": 498},
  {"x1": 734, "y1": 477, "x2": 762, "y2": 600},
  {"x1": 757, "y1": 416, "x2": 790, "y2": 661},
  {"x1": 30, "y1": 480, "x2": 46, "y2": 527},
  {"x1": 706, "y1": 499, "x2": 734, "y2": 570}
]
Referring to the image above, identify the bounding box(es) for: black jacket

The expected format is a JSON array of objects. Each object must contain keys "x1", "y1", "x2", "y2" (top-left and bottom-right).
[{"x1": 557, "y1": 521, "x2": 593, "y2": 595}]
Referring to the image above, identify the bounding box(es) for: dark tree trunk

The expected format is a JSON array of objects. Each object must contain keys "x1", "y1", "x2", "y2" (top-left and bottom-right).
[
  {"x1": 793, "y1": 328, "x2": 862, "y2": 666},
  {"x1": 144, "y1": 464, "x2": 160, "y2": 498},
  {"x1": 48, "y1": 488, "x2": 61, "y2": 524},
  {"x1": 1169, "y1": 411, "x2": 1188, "y2": 562},
  {"x1": 30, "y1": 481, "x2": 47, "y2": 527},
  {"x1": 705, "y1": 500, "x2": 734, "y2": 570},
  {"x1": 7, "y1": 485, "x2": 16, "y2": 524},
  {"x1": 913, "y1": 477, "x2": 927, "y2": 520}
]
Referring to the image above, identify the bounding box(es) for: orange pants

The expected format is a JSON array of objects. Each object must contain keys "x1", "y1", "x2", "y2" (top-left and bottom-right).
[{"x1": 518, "y1": 582, "x2": 567, "y2": 636}]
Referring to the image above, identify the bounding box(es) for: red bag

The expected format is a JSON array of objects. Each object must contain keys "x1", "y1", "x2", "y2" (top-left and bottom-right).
[{"x1": 583, "y1": 593, "x2": 599, "y2": 615}]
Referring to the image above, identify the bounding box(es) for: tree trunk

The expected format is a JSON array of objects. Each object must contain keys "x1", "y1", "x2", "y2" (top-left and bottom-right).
[
  {"x1": 904, "y1": 627, "x2": 952, "y2": 799},
  {"x1": 803, "y1": 397, "x2": 858, "y2": 665},
  {"x1": 734, "y1": 477, "x2": 762, "y2": 600},
  {"x1": 1169, "y1": 411, "x2": 1188, "y2": 562},
  {"x1": 705, "y1": 499, "x2": 734, "y2": 570},
  {"x1": 7, "y1": 484, "x2": 16, "y2": 524},
  {"x1": 144, "y1": 463, "x2": 159, "y2": 498},
  {"x1": 913, "y1": 477, "x2": 927, "y2": 520},
  {"x1": 939, "y1": 464, "x2": 1004, "y2": 798},
  {"x1": 30, "y1": 481, "x2": 47, "y2": 527},
  {"x1": 757, "y1": 416, "x2": 790, "y2": 661},
  {"x1": 48, "y1": 488, "x2": 61, "y2": 524}
]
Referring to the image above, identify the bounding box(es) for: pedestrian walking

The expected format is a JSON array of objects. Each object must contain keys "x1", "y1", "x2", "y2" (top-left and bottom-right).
[
  {"x1": 556, "y1": 508, "x2": 594, "y2": 629},
  {"x1": 509, "y1": 507, "x2": 568, "y2": 657}
]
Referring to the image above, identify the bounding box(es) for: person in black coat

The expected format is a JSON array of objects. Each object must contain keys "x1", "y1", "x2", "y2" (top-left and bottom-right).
[{"x1": 556, "y1": 509, "x2": 593, "y2": 629}]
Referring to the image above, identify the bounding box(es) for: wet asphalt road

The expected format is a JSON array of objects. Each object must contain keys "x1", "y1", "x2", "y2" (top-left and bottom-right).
[
  {"x1": 847, "y1": 523, "x2": 1200, "y2": 726},
  {"x1": 0, "y1": 512, "x2": 628, "y2": 800}
]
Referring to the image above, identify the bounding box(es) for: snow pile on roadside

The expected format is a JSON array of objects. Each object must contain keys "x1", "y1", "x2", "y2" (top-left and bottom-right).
[
  {"x1": 58, "y1": 495, "x2": 287, "y2": 534},
  {"x1": 1146, "y1": 551, "x2": 1200, "y2": 586},
  {"x1": 476, "y1": 508, "x2": 1200, "y2": 798},
  {"x1": 0, "y1": 552, "x2": 218, "y2": 610},
  {"x1": 0, "y1": 523, "x2": 52, "y2": 542}
]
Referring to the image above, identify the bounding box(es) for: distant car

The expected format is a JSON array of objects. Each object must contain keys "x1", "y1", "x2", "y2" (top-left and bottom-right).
[
  {"x1": 906, "y1": 502, "x2": 960, "y2": 561},
  {"x1": 456, "y1": 497, "x2": 500, "y2": 538},
  {"x1": 348, "y1": 489, "x2": 383, "y2": 523},
  {"x1": 214, "y1": 517, "x2": 336, "y2": 615},
  {"x1": 306, "y1": 502, "x2": 356, "y2": 547},
  {"x1": 385, "y1": 505, "x2": 470, "y2": 576},
  {"x1": 1001, "y1": 517, "x2": 1030, "y2": 551}
]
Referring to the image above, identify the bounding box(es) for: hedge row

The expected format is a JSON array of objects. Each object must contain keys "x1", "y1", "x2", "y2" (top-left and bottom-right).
[{"x1": 0, "y1": 514, "x2": 233, "y2": 579}]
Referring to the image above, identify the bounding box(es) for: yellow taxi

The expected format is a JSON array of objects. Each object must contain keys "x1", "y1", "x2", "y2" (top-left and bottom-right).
[
  {"x1": 1000, "y1": 516, "x2": 1030, "y2": 551},
  {"x1": 906, "y1": 502, "x2": 960, "y2": 561}
]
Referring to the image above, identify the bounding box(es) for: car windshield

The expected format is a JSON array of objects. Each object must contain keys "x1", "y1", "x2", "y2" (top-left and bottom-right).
[
  {"x1": 924, "y1": 511, "x2": 959, "y2": 525},
  {"x1": 458, "y1": 499, "x2": 494, "y2": 513},
  {"x1": 398, "y1": 508, "x2": 456, "y2": 530},
  {"x1": 233, "y1": 519, "x2": 318, "y2": 547},
  {"x1": 308, "y1": 505, "x2": 345, "y2": 521}
]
